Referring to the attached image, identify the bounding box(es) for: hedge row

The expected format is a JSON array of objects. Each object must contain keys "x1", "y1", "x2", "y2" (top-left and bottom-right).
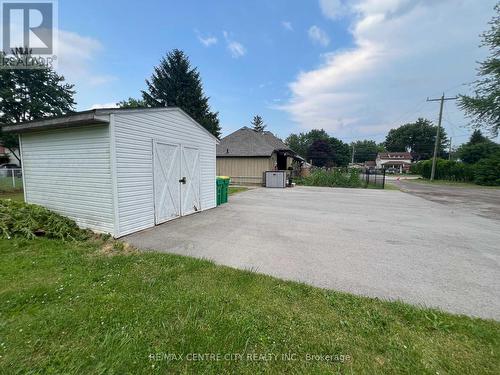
[{"x1": 410, "y1": 151, "x2": 500, "y2": 186}]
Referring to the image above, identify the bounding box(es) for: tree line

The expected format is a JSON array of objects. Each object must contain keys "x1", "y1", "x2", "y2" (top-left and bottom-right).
[{"x1": 284, "y1": 118, "x2": 452, "y2": 168}]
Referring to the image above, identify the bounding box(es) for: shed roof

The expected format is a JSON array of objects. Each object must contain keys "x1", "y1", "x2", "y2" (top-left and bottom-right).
[
  {"x1": 2, "y1": 109, "x2": 109, "y2": 133},
  {"x1": 1, "y1": 107, "x2": 219, "y2": 142},
  {"x1": 217, "y1": 127, "x2": 293, "y2": 157}
]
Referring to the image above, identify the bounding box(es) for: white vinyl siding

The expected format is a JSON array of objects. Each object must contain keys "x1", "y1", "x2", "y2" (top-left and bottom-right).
[
  {"x1": 20, "y1": 125, "x2": 114, "y2": 233},
  {"x1": 113, "y1": 109, "x2": 216, "y2": 237}
]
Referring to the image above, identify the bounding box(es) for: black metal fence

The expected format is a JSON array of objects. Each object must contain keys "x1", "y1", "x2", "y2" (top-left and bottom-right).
[{"x1": 360, "y1": 168, "x2": 386, "y2": 189}]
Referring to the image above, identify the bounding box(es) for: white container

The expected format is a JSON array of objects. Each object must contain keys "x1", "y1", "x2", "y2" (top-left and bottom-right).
[{"x1": 265, "y1": 171, "x2": 286, "y2": 188}]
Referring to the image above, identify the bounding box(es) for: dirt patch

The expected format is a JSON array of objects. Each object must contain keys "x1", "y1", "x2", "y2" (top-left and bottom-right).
[{"x1": 89, "y1": 239, "x2": 139, "y2": 257}]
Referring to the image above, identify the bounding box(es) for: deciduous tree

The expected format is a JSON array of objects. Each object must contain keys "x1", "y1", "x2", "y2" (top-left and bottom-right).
[
  {"x1": 286, "y1": 129, "x2": 350, "y2": 166},
  {"x1": 384, "y1": 118, "x2": 448, "y2": 160},
  {"x1": 285, "y1": 129, "x2": 329, "y2": 159},
  {"x1": 350, "y1": 140, "x2": 381, "y2": 163},
  {"x1": 118, "y1": 97, "x2": 147, "y2": 108},
  {"x1": 0, "y1": 49, "x2": 75, "y2": 163},
  {"x1": 307, "y1": 139, "x2": 333, "y2": 167}
]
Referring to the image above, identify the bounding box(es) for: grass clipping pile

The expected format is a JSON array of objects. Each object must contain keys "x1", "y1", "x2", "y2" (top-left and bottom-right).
[{"x1": 0, "y1": 200, "x2": 91, "y2": 241}]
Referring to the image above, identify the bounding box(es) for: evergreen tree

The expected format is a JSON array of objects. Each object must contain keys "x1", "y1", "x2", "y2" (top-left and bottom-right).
[
  {"x1": 0, "y1": 49, "x2": 75, "y2": 163},
  {"x1": 457, "y1": 129, "x2": 500, "y2": 164},
  {"x1": 459, "y1": 4, "x2": 500, "y2": 136},
  {"x1": 251, "y1": 115, "x2": 266, "y2": 132},
  {"x1": 142, "y1": 49, "x2": 221, "y2": 138},
  {"x1": 469, "y1": 129, "x2": 489, "y2": 145}
]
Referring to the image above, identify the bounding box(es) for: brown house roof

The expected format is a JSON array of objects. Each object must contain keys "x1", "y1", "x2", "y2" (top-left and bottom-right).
[{"x1": 217, "y1": 127, "x2": 292, "y2": 157}]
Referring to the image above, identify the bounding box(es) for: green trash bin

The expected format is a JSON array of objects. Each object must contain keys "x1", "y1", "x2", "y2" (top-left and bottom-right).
[{"x1": 216, "y1": 176, "x2": 230, "y2": 205}]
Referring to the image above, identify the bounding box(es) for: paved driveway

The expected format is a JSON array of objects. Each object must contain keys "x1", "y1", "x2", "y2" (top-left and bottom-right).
[
  {"x1": 392, "y1": 179, "x2": 500, "y2": 221},
  {"x1": 125, "y1": 187, "x2": 500, "y2": 320}
]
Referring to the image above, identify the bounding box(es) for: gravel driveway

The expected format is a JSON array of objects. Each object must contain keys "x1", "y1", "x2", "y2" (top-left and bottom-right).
[{"x1": 125, "y1": 186, "x2": 500, "y2": 320}]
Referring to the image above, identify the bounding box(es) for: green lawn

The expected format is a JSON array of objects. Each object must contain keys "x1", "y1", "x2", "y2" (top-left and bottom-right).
[
  {"x1": 0, "y1": 191, "x2": 24, "y2": 201},
  {"x1": 0, "y1": 176, "x2": 23, "y2": 191},
  {"x1": 404, "y1": 178, "x2": 500, "y2": 189},
  {"x1": 229, "y1": 186, "x2": 249, "y2": 195},
  {"x1": 1, "y1": 237, "x2": 499, "y2": 374}
]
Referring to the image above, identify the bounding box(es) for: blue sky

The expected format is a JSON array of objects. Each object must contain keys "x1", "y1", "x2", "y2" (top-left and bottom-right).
[{"x1": 54, "y1": 0, "x2": 498, "y2": 144}]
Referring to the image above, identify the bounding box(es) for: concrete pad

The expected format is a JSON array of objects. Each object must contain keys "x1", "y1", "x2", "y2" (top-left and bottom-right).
[{"x1": 124, "y1": 187, "x2": 500, "y2": 320}]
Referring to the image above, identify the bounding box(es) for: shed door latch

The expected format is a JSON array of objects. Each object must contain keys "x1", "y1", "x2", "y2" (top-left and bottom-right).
[{"x1": 179, "y1": 177, "x2": 187, "y2": 184}]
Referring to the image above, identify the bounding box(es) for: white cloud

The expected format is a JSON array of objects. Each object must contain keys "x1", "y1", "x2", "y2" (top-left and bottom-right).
[
  {"x1": 223, "y1": 31, "x2": 246, "y2": 58},
  {"x1": 282, "y1": 0, "x2": 496, "y2": 140},
  {"x1": 89, "y1": 102, "x2": 119, "y2": 110},
  {"x1": 308, "y1": 25, "x2": 330, "y2": 47},
  {"x1": 282, "y1": 21, "x2": 293, "y2": 31},
  {"x1": 3, "y1": 19, "x2": 114, "y2": 89},
  {"x1": 319, "y1": 0, "x2": 348, "y2": 19},
  {"x1": 199, "y1": 35, "x2": 217, "y2": 47},
  {"x1": 195, "y1": 30, "x2": 218, "y2": 47},
  {"x1": 57, "y1": 30, "x2": 116, "y2": 87}
]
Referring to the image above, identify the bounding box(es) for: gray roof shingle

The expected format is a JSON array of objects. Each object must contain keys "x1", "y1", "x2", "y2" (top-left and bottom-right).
[{"x1": 216, "y1": 127, "x2": 291, "y2": 157}]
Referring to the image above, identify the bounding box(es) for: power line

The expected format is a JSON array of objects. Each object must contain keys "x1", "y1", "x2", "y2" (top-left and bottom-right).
[
  {"x1": 426, "y1": 93, "x2": 458, "y2": 181},
  {"x1": 390, "y1": 99, "x2": 428, "y2": 127}
]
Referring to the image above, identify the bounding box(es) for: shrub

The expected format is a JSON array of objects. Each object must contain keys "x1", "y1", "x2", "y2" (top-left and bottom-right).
[
  {"x1": 413, "y1": 159, "x2": 474, "y2": 181},
  {"x1": 296, "y1": 168, "x2": 362, "y2": 188},
  {"x1": 0, "y1": 200, "x2": 91, "y2": 240},
  {"x1": 410, "y1": 162, "x2": 423, "y2": 175},
  {"x1": 473, "y1": 151, "x2": 500, "y2": 186}
]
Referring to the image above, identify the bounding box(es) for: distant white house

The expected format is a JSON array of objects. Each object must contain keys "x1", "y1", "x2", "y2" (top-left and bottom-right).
[{"x1": 375, "y1": 152, "x2": 413, "y2": 172}]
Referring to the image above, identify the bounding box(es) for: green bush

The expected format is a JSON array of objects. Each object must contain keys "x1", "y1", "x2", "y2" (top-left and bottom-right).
[
  {"x1": 296, "y1": 168, "x2": 362, "y2": 188},
  {"x1": 473, "y1": 151, "x2": 500, "y2": 186},
  {"x1": 457, "y1": 141, "x2": 500, "y2": 164},
  {"x1": 410, "y1": 162, "x2": 423, "y2": 175},
  {"x1": 0, "y1": 200, "x2": 91, "y2": 240},
  {"x1": 413, "y1": 159, "x2": 474, "y2": 181}
]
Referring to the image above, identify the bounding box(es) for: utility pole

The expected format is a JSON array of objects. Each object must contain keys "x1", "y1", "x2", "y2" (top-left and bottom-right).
[
  {"x1": 351, "y1": 144, "x2": 355, "y2": 164},
  {"x1": 426, "y1": 93, "x2": 457, "y2": 181},
  {"x1": 448, "y1": 137, "x2": 452, "y2": 160}
]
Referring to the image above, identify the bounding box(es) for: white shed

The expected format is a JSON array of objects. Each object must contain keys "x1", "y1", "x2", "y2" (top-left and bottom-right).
[{"x1": 5, "y1": 107, "x2": 218, "y2": 237}]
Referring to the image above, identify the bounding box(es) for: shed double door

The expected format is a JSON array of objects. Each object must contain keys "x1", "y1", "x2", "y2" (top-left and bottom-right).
[{"x1": 153, "y1": 141, "x2": 201, "y2": 224}]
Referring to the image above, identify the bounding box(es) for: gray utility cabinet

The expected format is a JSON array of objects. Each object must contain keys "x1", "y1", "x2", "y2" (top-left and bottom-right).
[{"x1": 265, "y1": 171, "x2": 286, "y2": 188}]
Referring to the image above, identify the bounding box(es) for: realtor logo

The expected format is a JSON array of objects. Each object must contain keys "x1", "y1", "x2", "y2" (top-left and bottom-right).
[{"x1": 1, "y1": 1, "x2": 55, "y2": 54}]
